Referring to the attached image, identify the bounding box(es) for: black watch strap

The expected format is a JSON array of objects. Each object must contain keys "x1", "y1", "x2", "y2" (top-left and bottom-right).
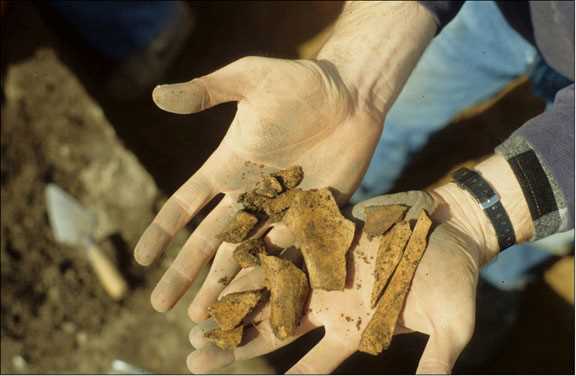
[{"x1": 452, "y1": 167, "x2": 516, "y2": 251}]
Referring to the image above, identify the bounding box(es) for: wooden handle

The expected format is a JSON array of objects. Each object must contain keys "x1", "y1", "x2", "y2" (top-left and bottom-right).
[{"x1": 86, "y1": 245, "x2": 128, "y2": 300}]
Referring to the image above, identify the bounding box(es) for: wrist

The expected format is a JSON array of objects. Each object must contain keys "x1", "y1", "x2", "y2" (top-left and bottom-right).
[
  {"x1": 316, "y1": 1, "x2": 436, "y2": 118},
  {"x1": 432, "y1": 155, "x2": 534, "y2": 265}
]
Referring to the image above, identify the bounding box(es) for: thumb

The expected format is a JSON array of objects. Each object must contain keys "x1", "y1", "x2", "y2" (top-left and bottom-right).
[
  {"x1": 416, "y1": 332, "x2": 469, "y2": 374},
  {"x1": 152, "y1": 56, "x2": 267, "y2": 114}
]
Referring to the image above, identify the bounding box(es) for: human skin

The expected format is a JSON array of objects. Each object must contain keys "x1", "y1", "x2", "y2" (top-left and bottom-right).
[
  {"x1": 134, "y1": 1, "x2": 436, "y2": 317},
  {"x1": 185, "y1": 154, "x2": 534, "y2": 374}
]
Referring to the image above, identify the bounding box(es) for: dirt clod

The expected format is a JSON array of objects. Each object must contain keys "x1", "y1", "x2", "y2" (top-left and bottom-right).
[
  {"x1": 204, "y1": 326, "x2": 243, "y2": 350},
  {"x1": 207, "y1": 290, "x2": 264, "y2": 331},
  {"x1": 364, "y1": 205, "x2": 408, "y2": 240},
  {"x1": 218, "y1": 211, "x2": 259, "y2": 243},
  {"x1": 359, "y1": 210, "x2": 432, "y2": 355},
  {"x1": 260, "y1": 254, "x2": 310, "y2": 340},
  {"x1": 282, "y1": 189, "x2": 355, "y2": 290},
  {"x1": 233, "y1": 238, "x2": 267, "y2": 268}
]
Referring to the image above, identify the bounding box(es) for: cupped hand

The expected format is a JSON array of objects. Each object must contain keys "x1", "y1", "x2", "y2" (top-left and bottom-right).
[
  {"x1": 187, "y1": 191, "x2": 482, "y2": 374},
  {"x1": 134, "y1": 57, "x2": 385, "y2": 316}
]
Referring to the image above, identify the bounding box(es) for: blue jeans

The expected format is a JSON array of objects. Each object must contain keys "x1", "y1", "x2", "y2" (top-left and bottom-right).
[
  {"x1": 353, "y1": 0, "x2": 573, "y2": 290},
  {"x1": 47, "y1": 1, "x2": 181, "y2": 60}
]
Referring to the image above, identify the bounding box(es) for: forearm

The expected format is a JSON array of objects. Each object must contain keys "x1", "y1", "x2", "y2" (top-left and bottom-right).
[
  {"x1": 433, "y1": 154, "x2": 534, "y2": 266},
  {"x1": 317, "y1": 1, "x2": 437, "y2": 118}
]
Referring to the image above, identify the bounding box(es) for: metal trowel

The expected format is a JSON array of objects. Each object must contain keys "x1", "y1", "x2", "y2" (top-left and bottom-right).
[{"x1": 45, "y1": 183, "x2": 128, "y2": 300}]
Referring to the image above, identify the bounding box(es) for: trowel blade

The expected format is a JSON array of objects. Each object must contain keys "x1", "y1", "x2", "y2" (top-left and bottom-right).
[{"x1": 45, "y1": 183, "x2": 97, "y2": 247}]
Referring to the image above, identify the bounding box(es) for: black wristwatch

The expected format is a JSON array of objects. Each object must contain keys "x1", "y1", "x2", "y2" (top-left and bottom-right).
[{"x1": 452, "y1": 167, "x2": 516, "y2": 251}]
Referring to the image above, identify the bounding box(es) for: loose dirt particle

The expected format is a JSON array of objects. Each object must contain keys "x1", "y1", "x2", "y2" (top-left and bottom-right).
[
  {"x1": 364, "y1": 205, "x2": 408, "y2": 240},
  {"x1": 260, "y1": 254, "x2": 310, "y2": 340},
  {"x1": 233, "y1": 238, "x2": 267, "y2": 268},
  {"x1": 207, "y1": 290, "x2": 264, "y2": 330},
  {"x1": 204, "y1": 326, "x2": 243, "y2": 350},
  {"x1": 218, "y1": 211, "x2": 258, "y2": 243},
  {"x1": 370, "y1": 222, "x2": 412, "y2": 308},
  {"x1": 359, "y1": 210, "x2": 432, "y2": 355},
  {"x1": 282, "y1": 189, "x2": 355, "y2": 291}
]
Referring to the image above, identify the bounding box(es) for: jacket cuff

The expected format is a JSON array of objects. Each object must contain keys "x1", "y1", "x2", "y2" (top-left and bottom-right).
[{"x1": 496, "y1": 136, "x2": 570, "y2": 240}]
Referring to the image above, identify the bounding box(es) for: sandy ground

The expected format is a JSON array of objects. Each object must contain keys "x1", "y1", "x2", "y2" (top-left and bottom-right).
[{"x1": 1, "y1": 1, "x2": 573, "y2": 374}]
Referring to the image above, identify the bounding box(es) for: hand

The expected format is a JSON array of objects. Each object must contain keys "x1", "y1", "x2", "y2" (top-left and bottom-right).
[
  {"x1": 134, "y1": 56, "x2": 385, "y2": 315},
  {"x1": 186, "y1": 191, "x2": 483, "y2": 374}
]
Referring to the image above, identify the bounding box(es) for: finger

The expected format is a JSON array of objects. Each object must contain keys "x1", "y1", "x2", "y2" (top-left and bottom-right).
[
  {"x1": 150, "y1": 196, "x2": 238, "y2": 312},
  {"x1": 187, "y1": 319, "x2": 316, "y2": 374},
  {"x1": 286, "y1": 335, "x2": 356, "y2": 374},
  {"x1": 416, "y1": 332, "x2": 470, "y2": 374},
  {"x1": 152, "y1": 56, "x2": 269, "y2": 114},
  {"x1": 189, "y1": 319, "x2": 219, "y2": 349},
  {"x1": 186, "y1": 343, "x2": 235, "y2": 374},
  {"x1": 187, "y1": 242, "x2": 241, "y2": 321},
  {"x1": 134, "y1": 172, "x2": 213, "y2": 266}
]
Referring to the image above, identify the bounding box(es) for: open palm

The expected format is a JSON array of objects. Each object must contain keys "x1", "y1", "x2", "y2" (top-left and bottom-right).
[
  {"x1": 134, "y1": 57, "x2": 385, "y2": 316},
  {"x1": 187, "y1": 192, "x2": 481, "y2": 374}
]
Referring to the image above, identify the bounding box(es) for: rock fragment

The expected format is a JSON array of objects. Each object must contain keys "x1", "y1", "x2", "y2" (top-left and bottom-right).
[
  {"x1": 260, "y1": 254, "x2": 309, "y2": 340},
  {"x1": 207, "y1": 290, "x2": 264, "y2": 330},
  {"x1": 370, "y1": 222, "x2": 411, "y2": 308},
  {"x1": 364, "y1": 204, "x2": 408, "y2": 240},
  {"x1": 359, "y1": 210, "x2": 432, "y2": 355},
  {"x1": 282, "y1": 188, "x2": 355, "y2": 290},
  {"x1": 204, "y1": 326, "x2": 243, "y2": 350},
  {"x1": 218, "y1": 210, "x2": 258, "y2": 243},
  {"x1": 233, "y1": 238, "x2": 267, "y2": 268}
]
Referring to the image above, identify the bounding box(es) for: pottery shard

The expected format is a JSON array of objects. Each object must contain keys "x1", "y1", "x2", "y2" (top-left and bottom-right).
[
  {"x1": 282, "y1": 188, "x2": 355, "y2": 290},
  {"x1": 364, "y1": 204, "x2": 408, "y2": 240},
  {"x1": 262, "y1": 189, "x2": 301, "y2": 222},
  {"x1": 370, "y1": 222, "x2": 411, "y2": 308},
  {"x1": 255, "y1": 175, "x2": 284, "y2": 198},
  {"x1": 207, "y1": 290, "x2": 264, "y2": 330},
  {"x1": 234, "y1": 238, "x2": 267, "y2": 268},
  {"x1": 219, "y1": 210, "x2": 258, "y2": 243},
  {"x1": 204, "y1": 326, "x2": 243, "y2": 350},
  {"x1": 273, "y1": 166, "x2": 304, "y2": 189},
  {"x1": 259, "y1": 254, "x2": 310, "y2": 340},
  {"x1": 359, "y1": 210, "x2": 432, "y2": 355}
]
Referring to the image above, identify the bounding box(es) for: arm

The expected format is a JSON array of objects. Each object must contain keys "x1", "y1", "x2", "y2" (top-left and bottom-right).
[{"x1": 317, "y1": 1, "x2": 437, "y2": 118}]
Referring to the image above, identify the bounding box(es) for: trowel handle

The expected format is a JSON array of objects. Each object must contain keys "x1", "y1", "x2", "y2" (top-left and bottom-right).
[{"x1": 86, "y1": 245, "x2": 128, "y2": 300}]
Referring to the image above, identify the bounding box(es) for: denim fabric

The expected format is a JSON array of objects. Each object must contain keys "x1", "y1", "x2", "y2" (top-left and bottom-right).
[
  {"x1": 353, "y1": 0, "x2": 572, "y2": 291},
  {"x1": 48, "y1": 1, "x2": 180, "y2": 60}
]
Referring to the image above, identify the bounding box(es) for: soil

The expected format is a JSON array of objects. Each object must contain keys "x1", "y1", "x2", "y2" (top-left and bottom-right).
[{"x1": 0, "y1": 44, "x2": 196, "y2": 373}]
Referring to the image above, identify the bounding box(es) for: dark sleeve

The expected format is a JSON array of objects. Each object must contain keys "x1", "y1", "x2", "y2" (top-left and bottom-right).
[
  {"x1": 418, "y1": 1, "x2": 465, "y2": 30},
  {"x1": 496, "y1": 84, "x2": 575, "y2": 239}
]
